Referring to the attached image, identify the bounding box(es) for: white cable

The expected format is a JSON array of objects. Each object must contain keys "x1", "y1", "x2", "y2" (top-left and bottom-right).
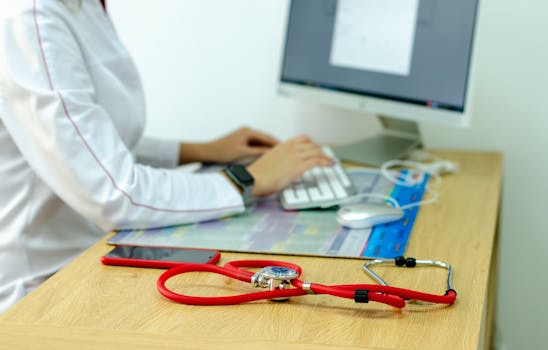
[
  {"x1": 399, "y1": 184, "x2": 439, "y2": 210},
  {"x1": 346, "y1": 160, "x2": 449, "y2": 211},
  {"x1": 379, "y1": 157, "x2": 457, "y2": 210},
  {"x1": 338, "y1": 192, "x2": 401, "y2": 208},
  {"x1": 406, "y1": 149, "x2": 441, "y2": 162},
  {"x1": 380, "y1": 159, "x2": 442, "y2": 187},
  {"x1": 342, "y1": 154, "x2": 457, "y2": 211}
]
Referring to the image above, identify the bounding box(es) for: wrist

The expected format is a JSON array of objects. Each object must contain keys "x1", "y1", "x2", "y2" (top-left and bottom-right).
[
  {"x1": 178, "y1": 142, "x2": 214, "y2": 165},
  {"x1": 223, "y1": 164, "x2": 255, "y2": 204},
  {"x1": 246, "y1": 164, "x2": 270, "y2": 197}
]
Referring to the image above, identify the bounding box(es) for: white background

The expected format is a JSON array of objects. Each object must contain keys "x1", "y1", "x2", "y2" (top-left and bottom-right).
[{"x1": 108, "y1": 1, "x2": 548, "y2": 349}]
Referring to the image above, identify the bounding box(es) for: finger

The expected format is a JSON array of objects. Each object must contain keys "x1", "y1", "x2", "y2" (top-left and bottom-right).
[
  {"x1": 293, "y1": 145, "x2": 334, "y2": 163},
  {"x1": 291, "y1": 134, "x2": 313, "y2": 143},
  {"x1": 243, "y1": 145, "x2": 274, "y2": 156},
  {"x1": 246, "y1": 130, "x2": 279, "y2": 147},
  {"x1": 300, "y1": 156, "x2": 334, "y2": 171},
  {"x1": 286, "y1": 155, "x2": 333, "y2": 180}
]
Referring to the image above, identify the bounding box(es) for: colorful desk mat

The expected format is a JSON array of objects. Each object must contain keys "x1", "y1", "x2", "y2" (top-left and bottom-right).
[{"x1": 108, "y1": 169, "x2": 428, "y2": 259}]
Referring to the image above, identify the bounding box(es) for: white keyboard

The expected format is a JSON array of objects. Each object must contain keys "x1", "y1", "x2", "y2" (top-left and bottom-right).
[{"x1": 280, "y1": 146, "x2": 356, "y2": 210}]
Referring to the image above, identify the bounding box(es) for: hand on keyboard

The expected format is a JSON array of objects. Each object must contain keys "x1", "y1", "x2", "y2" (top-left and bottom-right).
[
  {"x1": 246, "y1": 135, "x2": 334, "y2": 196},
  {"x1": 280, "y1": 146, "x2": 356, "y2": 210}
]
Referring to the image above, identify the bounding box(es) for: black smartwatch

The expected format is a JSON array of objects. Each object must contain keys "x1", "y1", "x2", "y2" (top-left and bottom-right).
[{"x1": 223, "y1": 164, "x2": 254, "y2": 203}]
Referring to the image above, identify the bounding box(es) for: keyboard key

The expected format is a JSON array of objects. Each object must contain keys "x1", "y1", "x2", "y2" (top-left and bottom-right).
[
  {"x1": 294, "y1": 185, "x2": 309, "y2": 202},
  {"x1": 281, "y1": 188, "x2": 298, "y2": 204},
  {"x1": 316, "y1": 176, "x2": 335, "y2": 200},
  {"x1": 280, "y1": 146, "x2": 356, "y2": 210},
  {"x1": 334, "y1": 165, "x2": 351, "y2": 187},
  {"x1": 327, "y1": 177, "x2": 347, "y2": 199},
  {"x1": 308, "y1": 187, "x2": 323, "y2": 201}
]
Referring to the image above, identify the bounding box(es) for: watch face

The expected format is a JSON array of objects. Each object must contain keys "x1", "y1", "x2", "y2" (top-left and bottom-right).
[
  {"x1": 261, "y1": 266, "x2": 299, "y2": 280},
  {"x1": 228, "y1": 165, "x2": 254, "y2": 185}
]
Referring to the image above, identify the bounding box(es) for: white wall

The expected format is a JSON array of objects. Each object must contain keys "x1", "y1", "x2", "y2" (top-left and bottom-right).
[
  {"x1": 109, "y1": 1, "x2": 548, "y2": 349},
  {"x1": 108, "y1": 0, "x2": 382, "y2": 144}
]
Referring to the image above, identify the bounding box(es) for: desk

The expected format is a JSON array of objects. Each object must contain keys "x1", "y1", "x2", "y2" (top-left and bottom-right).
[{"x1": 0, "y1": 151, "x2": 502, "y2": 350}]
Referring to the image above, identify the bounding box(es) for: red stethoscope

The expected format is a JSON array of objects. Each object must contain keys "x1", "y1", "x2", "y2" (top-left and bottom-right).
[{"x1": 157, "y1": 256, "x2": 457, "y2": 308}]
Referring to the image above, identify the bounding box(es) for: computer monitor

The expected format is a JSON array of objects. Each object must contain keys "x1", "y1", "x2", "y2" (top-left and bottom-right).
[{"x1": 279, "y1": 0, "x2": 480, "y2": 166}]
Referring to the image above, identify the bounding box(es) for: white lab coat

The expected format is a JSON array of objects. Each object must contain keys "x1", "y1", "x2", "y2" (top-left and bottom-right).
[{"x1": 0, "y1": 0, "x2": 244, "y2": 313}]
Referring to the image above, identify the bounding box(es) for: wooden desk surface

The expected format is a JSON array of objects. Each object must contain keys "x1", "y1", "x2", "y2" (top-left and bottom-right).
[{"x1": 0, "y1": 151, "x2": 502, "y2": 350}]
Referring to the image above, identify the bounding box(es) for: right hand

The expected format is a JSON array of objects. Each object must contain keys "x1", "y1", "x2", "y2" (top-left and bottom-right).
[{"x1": 247, "y1": 135, "x2": 334, "y2": 196}]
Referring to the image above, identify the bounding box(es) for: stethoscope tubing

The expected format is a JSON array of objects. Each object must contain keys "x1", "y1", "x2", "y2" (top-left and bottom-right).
[
  {"x1": 157, "y1": 259, "x2": 457, "y2": 308},
  {"x1": 157, "y1": 261, "x2": 308, "y2": 305}
]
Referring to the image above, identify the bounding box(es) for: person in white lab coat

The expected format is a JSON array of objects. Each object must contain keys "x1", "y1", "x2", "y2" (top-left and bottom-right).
[{"x1": 0, "y1": 0, "x2": 333, "y2": 313}]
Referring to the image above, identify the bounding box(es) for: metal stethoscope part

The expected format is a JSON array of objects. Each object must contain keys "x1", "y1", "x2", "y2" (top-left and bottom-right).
[{"x1": 362, "y1": 256, "x2": 455, "y2": 300}]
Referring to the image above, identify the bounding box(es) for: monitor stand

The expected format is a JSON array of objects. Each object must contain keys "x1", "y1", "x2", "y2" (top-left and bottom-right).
[{"x1": 333, "y1": 116, "x2": 422, "y2": 167}]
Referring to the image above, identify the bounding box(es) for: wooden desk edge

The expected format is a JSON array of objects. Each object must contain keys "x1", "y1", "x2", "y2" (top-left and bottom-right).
[{"x1": 0, "y1": 324, "x2": 386, "y2": 350}]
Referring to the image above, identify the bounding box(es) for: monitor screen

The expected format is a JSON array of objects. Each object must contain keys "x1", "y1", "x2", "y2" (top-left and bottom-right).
[{"x1": 280, "y1": 0, "x2": 479, "y2": 125}]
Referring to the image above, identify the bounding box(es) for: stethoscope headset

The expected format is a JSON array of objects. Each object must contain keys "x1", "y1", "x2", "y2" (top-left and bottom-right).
[{"x1": 157, "y1": 256, "x2": 457, "y2": 308}]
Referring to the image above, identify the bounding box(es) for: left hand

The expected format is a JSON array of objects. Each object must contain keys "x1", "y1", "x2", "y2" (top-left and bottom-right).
[{"x1": 179, "y1": 127, "x2": 278, "y2": 164}]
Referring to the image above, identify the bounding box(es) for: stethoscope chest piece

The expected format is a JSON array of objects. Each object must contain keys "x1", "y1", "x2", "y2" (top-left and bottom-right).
[{"x1": 252, "y1": 266, "x2": 299, "y2": 301}]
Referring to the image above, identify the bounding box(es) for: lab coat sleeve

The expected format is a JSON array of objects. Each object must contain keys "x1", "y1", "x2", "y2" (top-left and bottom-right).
[
  {"x1": 0, "y1": 7, "x2": 245, "y2": 230},
  {"x1": 133, "y1": 136, "x2": 180, "y2": 169}
]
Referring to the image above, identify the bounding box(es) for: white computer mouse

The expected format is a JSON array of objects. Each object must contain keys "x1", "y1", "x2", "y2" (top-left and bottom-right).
[{"x1": 336, "y1": 203, "x2": 404, "y2": 229}]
